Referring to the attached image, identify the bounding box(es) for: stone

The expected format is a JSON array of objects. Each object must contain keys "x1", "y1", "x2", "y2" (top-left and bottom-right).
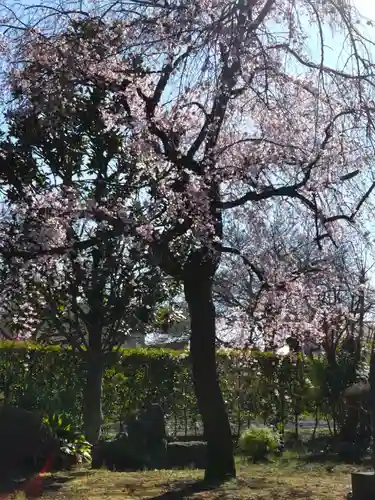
[
  {"x1": 126, "y1": 412, "x2": 146, "y2": 448},
  {"x1": 167, "y1": 441, "x2": 207, "y2": 469},
  {"x1": 351, "y1": 471, "x2": 375, "y2": 500},
  {"x1": 130, "y1": 403, "x2": 167, "y2": 469},
  {"x1": 0, "y1": 404, "x2": 58, "y2": 472},
  {"x1": 138, "y1": 403, "x2": 167, "y2": 444},
  {"x1": 98, "y1": 404, "x2": 168, "y2": 471},
  {"x1": 94, "y1": 435, "x2": 145, "y2": 471}
]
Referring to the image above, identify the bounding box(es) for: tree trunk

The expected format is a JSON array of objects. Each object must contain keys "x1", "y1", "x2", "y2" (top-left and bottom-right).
[
  {"x1": 83, "y1": 351, "x2": 104, "y2": 466},
  {"x1": 369, "y1": 347, "x2": 375, "y2": 471},
  {"x1": 312, "y1": 407, "x2": 319, "y2": 440},
  {"x1": 294, "y1": 411, "x2": 299, "y2": 440},
  {"x1": 184, "y1": 274, "x2": 236, "y2": 483}
]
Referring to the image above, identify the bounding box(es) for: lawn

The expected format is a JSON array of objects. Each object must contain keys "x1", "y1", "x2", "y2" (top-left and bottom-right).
[{"x1": 4, "y1": 460, "x2": 356, "y2": 500}]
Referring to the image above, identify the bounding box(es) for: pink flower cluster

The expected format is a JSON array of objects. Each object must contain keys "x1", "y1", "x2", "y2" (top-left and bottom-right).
[{"x1": 0, "y1": 0, "x2": 373, "y2": 343}]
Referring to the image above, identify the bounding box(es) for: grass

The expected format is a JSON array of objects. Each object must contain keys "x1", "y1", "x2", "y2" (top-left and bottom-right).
[{"x1": 2, "y1": 458, "x2": 358, "y2": 500}]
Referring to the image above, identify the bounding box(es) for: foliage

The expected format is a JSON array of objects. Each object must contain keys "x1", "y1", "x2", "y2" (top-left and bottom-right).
[
  {"x1": 238, "y1": 427, "x2": 280, "y2": 462},
  {"x1": 43, "y1": 412, "x2": 92, "y2": 464},
  {"x1": 0, "y1": 341, "x2": 84, "y2": 425},
  {"x1": 0, "y1": 341, "x2": 362, "y2": 438}
]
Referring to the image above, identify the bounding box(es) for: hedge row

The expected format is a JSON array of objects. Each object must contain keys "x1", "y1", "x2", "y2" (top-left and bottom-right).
[{"x1": 0, "y1": 341, "x2": 356, "y2": 436}]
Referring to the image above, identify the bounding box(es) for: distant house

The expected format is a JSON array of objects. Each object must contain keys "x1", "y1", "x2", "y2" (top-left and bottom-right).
[
  {"x1": 145, "y1": 312, "x2": 190, "y2": 350},
  {"x1": 122, "y1": 333, "x2": 145, "y2": 348},
  {"x1": 148, "y1": 339, "x2": 189, "y2": 350}
]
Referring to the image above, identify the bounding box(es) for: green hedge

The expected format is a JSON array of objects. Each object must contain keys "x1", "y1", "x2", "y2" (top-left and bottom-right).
[{"x1": 0, "y1": 341, "x2": 355, "y2": 436}]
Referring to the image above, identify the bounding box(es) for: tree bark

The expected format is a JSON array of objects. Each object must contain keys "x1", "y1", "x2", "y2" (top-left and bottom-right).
[
  {"x1": 369, "y1": 347, "x2": 375, "y2": 471},
  {"x1": 184, "y1": 270, "x2": 236, "y2": 483},
  {"x1": 83, "y1": 350, "x2": 104, "y2": 462}
]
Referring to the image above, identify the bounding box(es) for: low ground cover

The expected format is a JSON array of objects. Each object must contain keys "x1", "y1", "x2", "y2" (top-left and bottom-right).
[{"x1": 3, "y1": 459, "x2": 357, "y2": 500}]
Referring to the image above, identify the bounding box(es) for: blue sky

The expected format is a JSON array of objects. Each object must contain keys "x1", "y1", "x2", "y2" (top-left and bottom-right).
[
  {"x1": 355, "y1": 1, "x2": 374, "y2": 19},
  {"x1": 304, "y1": 0, "x2": 375, "y2": 69}
]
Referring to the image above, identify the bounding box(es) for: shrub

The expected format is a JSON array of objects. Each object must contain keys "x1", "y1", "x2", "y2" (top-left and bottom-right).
[
  {"x1": 0, "y1": 341, "x2": 354, "y2": 438},
  {"x1": 239, "y1": 426, "x2": 280, "y2": 462},
  {"x1": 43, "y1": 413, "x2": 92, "y2": 467}
]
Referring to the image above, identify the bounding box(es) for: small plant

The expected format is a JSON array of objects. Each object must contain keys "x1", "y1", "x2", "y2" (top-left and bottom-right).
[
  {"x1": 13, "y1": 492, "x2": 26, "y2": 500},
  {"x1": 239, "y1": 426, "x2": 280, "y2": 462},
  {"x1": 59, "y1": 432, "x2": 92, "y2": 463},
  {"x1": 43, "y1": 413, "x2": 92, "y2": 465}
]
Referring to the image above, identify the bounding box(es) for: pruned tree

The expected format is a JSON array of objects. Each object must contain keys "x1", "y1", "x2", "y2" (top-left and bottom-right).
[{"x1": 0, "y1": 60, "x2": 174, "y2": 450}]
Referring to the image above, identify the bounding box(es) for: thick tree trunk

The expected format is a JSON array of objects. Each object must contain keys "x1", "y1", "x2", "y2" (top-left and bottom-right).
[
  {"x1": 369, "y1": 348, "x2": 375, "y2": 470},
  {"x1": 184, "y1": 274, "x2": 236, "y2": 483},
  {"x1": 83, "y1": 351, "x2": 104, "y2": 467}
]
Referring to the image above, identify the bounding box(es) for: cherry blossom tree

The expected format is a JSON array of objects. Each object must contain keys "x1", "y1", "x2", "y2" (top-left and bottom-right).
[
  {"x1": 216, "y1": 204, "x2": 375, "y2": 443},
  {"x1": 1, "y1": 0, "x2": 375, "y2": 480},
  {"x1": 215, "y1": 203, "x2": 375, "y2": 352}
]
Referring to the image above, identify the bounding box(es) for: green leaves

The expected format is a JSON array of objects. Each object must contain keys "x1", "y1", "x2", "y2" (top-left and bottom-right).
[
  {"x1": 0, "y1": 341, "x2": 365, "y2": 438},
  {"x1": 239, "y1": 427, "x2": 280, "y2": 461},
  {"x1": 44, "y1": 412, "x2": 92, "y2": 463}
]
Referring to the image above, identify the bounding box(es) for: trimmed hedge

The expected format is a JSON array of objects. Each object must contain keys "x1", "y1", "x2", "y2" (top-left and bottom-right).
[{"x1": 0, "y1": 341, "x2": 353, "y2": 435}]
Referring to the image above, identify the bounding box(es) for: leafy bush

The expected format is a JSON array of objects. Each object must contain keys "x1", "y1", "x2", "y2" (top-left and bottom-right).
[
  {"x1": 0, "y1": 341, "x2": 363, "y2": 438},
  {"x1": 43, "y1": 413, "x2": 92, "y2": 466},
  {"x1": 239, "y1": 427, "x2": 280, "y2": 461}
]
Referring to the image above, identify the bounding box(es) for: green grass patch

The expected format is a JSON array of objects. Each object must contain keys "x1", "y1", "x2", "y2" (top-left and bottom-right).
[{"x1": 2, "y1": 459, "x2": 358, "y2": 500}]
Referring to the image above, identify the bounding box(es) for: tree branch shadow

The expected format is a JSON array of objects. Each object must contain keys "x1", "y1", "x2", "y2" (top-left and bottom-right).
[
  {"x1": 0, "y1": 467, "x2": 89, "y2": 499},
  {"x1": 0, "y1": 466, "x2": 36, "y2": 495},
  {"x1": 146, "y1": 477, "x2": 268, "y2": 500},
  {"x1": 147, "y1": 480, "x2": 218, "y2": 500}
]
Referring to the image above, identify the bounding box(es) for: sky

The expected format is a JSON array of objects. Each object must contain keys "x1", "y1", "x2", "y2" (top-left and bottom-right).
[{"x1": 355, "y1": 1, "x2": 375, "y2": 19}]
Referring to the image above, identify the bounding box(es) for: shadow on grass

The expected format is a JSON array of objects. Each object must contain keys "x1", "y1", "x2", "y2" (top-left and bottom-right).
[
  {"x1": 147, "y1": 477, "x2": 268, "y2": 500},
  {"x1": 280, "y1": 434, "x2": 368, "y2": 467},
  {"x1": 0, "y1": 468, "x2": 33, "y2": 496},
  {"x1": 146, "y1": 481, "x2": 220, "y2": 500},
  {"x1": 297, "y1": 450, "x2": 368, "y2": 469},
  {"x1": 0, "y1": 467, "x2": 89, "y2": 499},
  {"x1": 42, "y1": 470, "x2": 90, "y2": 493}
]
